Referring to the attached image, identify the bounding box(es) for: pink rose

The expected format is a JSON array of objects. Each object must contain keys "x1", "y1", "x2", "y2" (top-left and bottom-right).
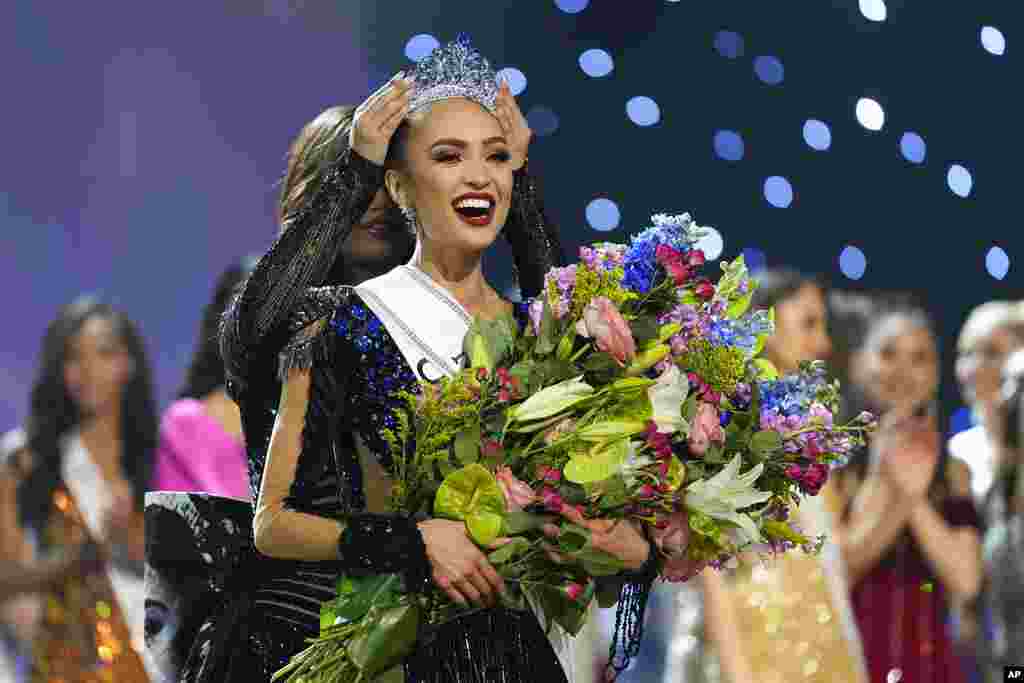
[
  {"x1": 564, "y1": 582, "x2": 584, "y2": 601},
  {"x1": 575, "y1": 297, "x2": 636, "y2": 366},
  {"x1": 495, "y1": 466, "x2": 537, "y2": 511},
  {"x1": 688, "y1": 402, "x2": 725, "y2": 456}
]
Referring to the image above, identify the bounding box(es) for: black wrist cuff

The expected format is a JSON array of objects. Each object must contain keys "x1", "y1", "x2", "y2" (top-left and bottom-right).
[{"x1": 337, "y1": 514, "x2": 432, "y2": 592}]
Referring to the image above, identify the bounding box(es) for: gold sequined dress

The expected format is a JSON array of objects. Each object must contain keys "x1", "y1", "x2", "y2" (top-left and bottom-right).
[
  {"x1": 32, "y1": 434, "x2": 149, "y2": 683},
  {"x1": 725, "y1": 487, "x2": 868, "y2": 683}
]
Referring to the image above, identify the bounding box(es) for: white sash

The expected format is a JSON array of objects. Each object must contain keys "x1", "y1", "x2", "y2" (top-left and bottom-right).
[
  {"x1": 355, "y1": 266, "x2": 581, "y2": 682},
  {"x1": 355, "y1": 266, "x2": 470, "y2": 383}
]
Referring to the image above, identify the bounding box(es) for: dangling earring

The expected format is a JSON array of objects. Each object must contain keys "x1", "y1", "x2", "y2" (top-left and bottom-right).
[{"x1": 400, "y1": 205, "x2": 418, "y2": 233}]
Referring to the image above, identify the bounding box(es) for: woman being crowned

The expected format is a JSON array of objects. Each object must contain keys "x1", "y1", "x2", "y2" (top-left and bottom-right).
[{"x1": 211, "y1": 36, "x2": 667, "y2": 682}]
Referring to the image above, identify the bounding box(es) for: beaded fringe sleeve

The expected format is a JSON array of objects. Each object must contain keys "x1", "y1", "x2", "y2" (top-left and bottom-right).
[
  {"x1": 220, "y1": 147, "x2": 384, "y2": 398},
  {"x1": 505, "y1": 160, "x2": 567, "y2": 297}
]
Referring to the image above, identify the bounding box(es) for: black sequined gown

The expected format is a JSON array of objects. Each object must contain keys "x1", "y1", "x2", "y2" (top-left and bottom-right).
[{"x1": 181, "y1": 148, "x2": 651, "y2": 683}]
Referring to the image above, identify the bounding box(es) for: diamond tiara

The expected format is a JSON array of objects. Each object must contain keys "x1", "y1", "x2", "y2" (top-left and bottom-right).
[{"x1": 408, "y1": 33, "x2": 499, "y2": 114}]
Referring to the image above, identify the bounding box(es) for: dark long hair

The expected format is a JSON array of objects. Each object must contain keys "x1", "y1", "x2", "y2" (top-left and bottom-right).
[
  {"x1": 835, "y1": 293, "x2": 951, "y2": 501},
  {"x1": 751, "y1": 268, "x2": 824, "y2": 311},
  {"x1": 178, "y1": 262, "x2": 252, "y2": 400},
  {"x1": 19, "y1": 297, "x2": 158, "y2": 532},
  {"x1": 277, "y1": 105, "x2": 414, "y2": 287}
]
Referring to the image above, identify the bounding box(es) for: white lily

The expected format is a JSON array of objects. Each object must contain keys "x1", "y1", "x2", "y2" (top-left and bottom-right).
[
  {"x1": 509, "y1": 375, "x2": 594, "y2": 423},
  {"x1": 684, "y1": 454, "x2": 771, "y2": 544},
  {"x1": 648, "y1": 364, "x2": 690, "y2": 434}
]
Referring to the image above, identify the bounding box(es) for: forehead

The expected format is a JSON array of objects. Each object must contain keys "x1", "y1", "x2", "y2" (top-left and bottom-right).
[
  {"x1": 870, "y1": 315, "x2": 934, "y2": 352},
  {"x1": 70, "y1": 315, "x2": 119, "y2": 350},
  {"x1": 407, "y1": 98, "x2": 502, "y2": 144}
]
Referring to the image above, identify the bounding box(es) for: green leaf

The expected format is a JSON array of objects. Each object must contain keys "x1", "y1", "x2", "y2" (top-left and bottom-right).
[
  {"x1": 572, "y1": 547, "x2": 627, "y2": 577},
  {"x1": 629, "y1": 316, "x2": 660, "y2": 344},
  {"x1": 702, "y1": 443, "x2": 727, "y2": 464},
  {"x1": 582, "y1": 351, "x2": 623, "y2": 384},
  {"x1": 328, "y1": 574, "x2": 401, "y2": 624},
  {"x1": 557, "y1": 523, "x2": 592, "y2": 554},
  {"x1": 501, "y1": 510, "x2": 554, "y2": 535},
  {"x1": 348, "y1": 603, "x2": 420, "y2": 675},
  {"x1": 681, "y1": 394, "x2": 699, "y2": 423},
  {"x1": 454, "y1": 423, "x2": 481, "y2": 464},
  {"x1": 556, "y1": 328, "x2": 576, "y2": 361},
  {"x1": 762, "y1": 520, "x2": 809, "y2": 545},
  {"x1": 487, "y1": 537, "x2": 532, "y2": 565},
  {"x1": 434, "y1": 463, "x2": 507, "y2": 546},
  {"x1": 319, "y1": 604, "x2": 337, "y2": 631},
  {"x1": 575, "y1": 420, "x2": 646, "y2": 443},
  {"x1": 592, "y1": 475, "x2": 628, "y2": 511},
  {"x1": 749, "y1": 430, "x2": 783, "y2": 457},
  {"x1": 751, "y1": 358, "x2": 779, "y2": 381},
  {"x1": 535, "y1": 298, "x2": 559, "y2": 355},
  {"x1": 726, "y1": 291, "x2": 753, "y2": 319},
  {"x1": 509, "y1": 376, "x2": 594, "y2": 423},
  {"x1": 564, "y1": 439, "x2": 631, "y2": 484}
]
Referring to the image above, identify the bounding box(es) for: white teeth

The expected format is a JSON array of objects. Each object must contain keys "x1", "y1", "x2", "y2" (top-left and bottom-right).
[{"x1": 454, "y1": 197, "x2": 492, "y2": 209}]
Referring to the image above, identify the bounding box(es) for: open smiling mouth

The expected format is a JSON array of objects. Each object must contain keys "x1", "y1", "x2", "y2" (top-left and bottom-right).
[{"x1": 453, "y1": 193, "x2": 496, "y2": 227}]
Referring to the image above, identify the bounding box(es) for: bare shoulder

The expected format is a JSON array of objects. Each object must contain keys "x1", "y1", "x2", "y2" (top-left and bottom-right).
[{"x1": 945, "y1": 456, "x2": 973, "y2": 498}]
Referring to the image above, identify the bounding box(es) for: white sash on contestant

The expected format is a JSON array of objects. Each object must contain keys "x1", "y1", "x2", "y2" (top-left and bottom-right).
[{"x1": 355, "y1": 266, "x2": 582, "y2": 683}]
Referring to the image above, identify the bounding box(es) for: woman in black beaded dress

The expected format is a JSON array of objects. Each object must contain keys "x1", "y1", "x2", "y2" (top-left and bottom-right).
[{"x1": 209, "y1": 37, "x2": 673, "y2": 683}]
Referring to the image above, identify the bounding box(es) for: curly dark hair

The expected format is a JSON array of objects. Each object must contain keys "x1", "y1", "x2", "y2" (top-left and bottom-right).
[
  {"x1": 19, "y1": 297, "x2": 158, "y2": 533},
  {"x1": 178, "y1": 262, "x2": 253, "y2": 400}
]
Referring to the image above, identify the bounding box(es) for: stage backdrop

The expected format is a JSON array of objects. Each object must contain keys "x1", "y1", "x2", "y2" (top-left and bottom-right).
[{"x1": 2, "y1": 0, "x2": 1021, "y2": 437}]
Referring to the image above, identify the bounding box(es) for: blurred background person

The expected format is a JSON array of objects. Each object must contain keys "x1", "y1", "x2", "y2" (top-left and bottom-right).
[
  {"x1": 978, "y1": 347, "x2": 1024, "y2": 681},
  {"x1": 834, "y1": 296, "x2": 982, "y2": 683},
  {"x1": 701, "y1": 269, "x2": 868, "y2": 683},
  {"x1": 951, "y1": 301, "x2": 1024, "y2": 505},
  {"x1": 4, "y1": 297, "x2": 157, "y2": 681},
  {"x1": 151, "y1": 260, "x2": 254, "y2": 500}
]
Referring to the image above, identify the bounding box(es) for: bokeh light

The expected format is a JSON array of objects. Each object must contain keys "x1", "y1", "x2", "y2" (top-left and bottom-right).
[
  {"x1": 586, "y1": 198, "x2": 621, "y2": 232},
  {"x1": 713, "y1": 31, "x2": 745, "y2": 59},
  {"x1": 802, "y1": 119, "x2": 832, "y2": 151},
  {"x1": 986, "y1": 246, "x2": 1010, "y2": 280},
  {"x1": 579, "y1": 49, "x2": 614, "y2": 77},
  {"x1": 694, "y1": 227, "x2": 725, "y2": 261},
  {"x1": 497, "y1": 67, "x2": 527, "y2": 96},
  {"x1": 900, "y1": 132, "x2": 926, "y2": 164},
  {"x1": 626, "y1": 96, "x2": 661, "y2": 126},
  {"x1": 555, "y1": 0, "x2": 589, "y2": 14},
  {"x1": 981, "y1": 26, "x2": 1006, "y2": 56},
  {"x1": 713, "y1": 130, "x2": 745, "y2": 161},
  {"x1": 764, "y1": 176, "x2": 794, "y2": 208},
  {"x1": 947, "y1": 164, "x2": 973, "y2": 198},
  {"x1": 859, "y1": 0, "x2": 887, "y2": 22},
  {"x1": 754, "y1": 56, "x2": 785, "y2": 85},
  {"x1": 856, "y1": 97, "x2": 885, "y2": 131},
  {"x1": 839, "y1": 245, "x2": 867, "y2": 280},
  {"x1": 404, "y1": 34, "x2": 439, "y2": 62}
]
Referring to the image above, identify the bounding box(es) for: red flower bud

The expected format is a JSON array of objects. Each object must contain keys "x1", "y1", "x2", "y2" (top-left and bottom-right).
[
  {"x1": 687, "y1": 249, "x2": 706, "y2": 267},
  {"x1": 695, "y1": 281, "x2": 715, "y2": 300}
]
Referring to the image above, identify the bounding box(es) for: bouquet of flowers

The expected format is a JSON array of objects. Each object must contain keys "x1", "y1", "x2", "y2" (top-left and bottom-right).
[{"x1": 274, "y1": 213, "x2": 875, "y2": 683}]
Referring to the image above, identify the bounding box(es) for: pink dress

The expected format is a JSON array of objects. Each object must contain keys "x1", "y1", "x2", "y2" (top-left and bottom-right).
[{"x1": 152, "y1": 398, "x2": 249, "y2": 500}]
